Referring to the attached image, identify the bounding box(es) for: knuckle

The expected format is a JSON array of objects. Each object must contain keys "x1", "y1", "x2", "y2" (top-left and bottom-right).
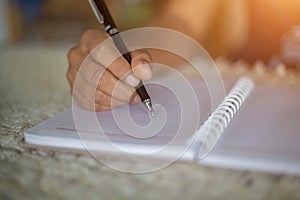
[
  {"x1": 67, "y1": 47, "x2": 77, "y2": 62},
  {"x1": 66, "y1": 67, "x2": 72, "y2": 82},
  {"x1": 81, "y1": 29, "x2": 108, "y2": 45},
  {"x1": 66, "y1": 67, "x2": 77, "y2": 91},
  {"x1": 81, "y1": 30, "x2": 96, "y2": 41}
]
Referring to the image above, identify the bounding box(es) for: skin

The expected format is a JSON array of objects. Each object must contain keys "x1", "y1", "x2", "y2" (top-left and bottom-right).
[
  {"x1": 67, "y1": 0, "x2": 300, "y2": 111},
  {"x1": 67, "y1": 29, "x2": 153, "y2": 111}
]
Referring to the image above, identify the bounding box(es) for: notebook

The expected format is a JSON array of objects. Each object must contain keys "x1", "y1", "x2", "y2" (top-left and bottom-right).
[{"x1": 24, "y1": 76, "x2": 300, "y2": 175}]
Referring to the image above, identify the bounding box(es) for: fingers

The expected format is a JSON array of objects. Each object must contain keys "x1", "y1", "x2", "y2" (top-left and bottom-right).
[
  {"x1": 131, "y1": 50, "x2": 153, "y2": 81},
  {"x1": 66, "y1": 66, "x2": 76, "y2": 91},
  {"x1": 73, "y1": 71, "x2": 133, "y2": 110},
  {"x1": 79, "y1": 29, "x2": 110, "y2": 54},
  {"x1": 82, "y1": 31, "x2": 140, "y2": 87},
  {"x1": 79, "y1": 57, "x2": 137, "y2": 102},
  {"x1": 72, "y1": 71, "x2": 126, "y2": 108},
  {"x1": 106, "y1": 56, "x2": 140, "y2": 87},
  {"x1": 67, "y1": 46, "x2": 88, "y2": 87},
  {"x1": 80, "y1": 30, "x2": 153, "y2": 83},
  {"x1": 67, "y1": 29, "x2": 153, "y2": 112}
]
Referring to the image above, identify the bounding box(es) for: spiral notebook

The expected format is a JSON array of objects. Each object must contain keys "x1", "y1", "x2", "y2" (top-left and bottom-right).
[{"x1": 24, "y1": 77, "x2": 300, "y2": 175}]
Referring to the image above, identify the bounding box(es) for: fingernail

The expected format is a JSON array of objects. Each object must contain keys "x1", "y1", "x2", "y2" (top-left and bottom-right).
[
  {"x1": 133, "y1": 95, "x2": 141, "y2": 104},
  {"x1": 126, "y1": 74, "x2": 140, "y2": 87},
  {"x1": 134, "y1": 61, "x2": 152, "y2": 81}
]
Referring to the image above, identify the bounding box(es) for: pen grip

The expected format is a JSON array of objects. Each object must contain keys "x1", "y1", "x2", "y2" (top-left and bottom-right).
[{"x1": 111, "y1": 33, "x2": 150, "y2": 101}]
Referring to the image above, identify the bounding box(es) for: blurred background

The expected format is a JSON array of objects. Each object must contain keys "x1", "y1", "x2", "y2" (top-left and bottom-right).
[
  {"x1": 0, "y1": 0, "x2": 300, "y2": 69},
  {"x1": 0, "y1": 0, "x2": 161, "y2": 113},
  {"x1": 0, "y1": 0, "x2": 158, "y2": 46}
]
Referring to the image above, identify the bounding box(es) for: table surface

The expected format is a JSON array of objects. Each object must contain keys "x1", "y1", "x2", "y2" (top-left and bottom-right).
[{"x1": 1, "y1": 45, "x2": 300, "y2": 200}]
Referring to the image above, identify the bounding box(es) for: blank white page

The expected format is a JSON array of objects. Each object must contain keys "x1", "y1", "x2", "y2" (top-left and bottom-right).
[
  {"x1": 25, "y1": 77, "x2": 217, "y2": 154},
  {"x1": 202, "y1": 84, "x2": 300, "y2": 175}
]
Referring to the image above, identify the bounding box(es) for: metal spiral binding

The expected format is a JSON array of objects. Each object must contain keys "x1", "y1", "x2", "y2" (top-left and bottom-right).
[{"x1": 193, "y1": 77, "x2": 254, "y2": 160}]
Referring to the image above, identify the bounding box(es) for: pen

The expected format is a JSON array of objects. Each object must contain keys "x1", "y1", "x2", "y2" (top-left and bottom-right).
[{"x1": 88, "y1": 0, "x2": 155, "y2": 116}]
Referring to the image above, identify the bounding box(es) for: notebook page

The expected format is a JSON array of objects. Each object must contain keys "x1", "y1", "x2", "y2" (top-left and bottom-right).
[
  {"x1": 26, "y1": 77, "x2": 219, "y2": 152},
  {"x1": 201, "y1": 85, "x2": 300, "y2": 175},
  {"x1": 69, "y1": 81, "x2": 200, "y2": 146}
]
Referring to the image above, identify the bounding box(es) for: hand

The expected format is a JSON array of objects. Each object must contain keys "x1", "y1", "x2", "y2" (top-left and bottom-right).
[{"x1": 67, "y1": 29, "x2": 153, "y2": 111}]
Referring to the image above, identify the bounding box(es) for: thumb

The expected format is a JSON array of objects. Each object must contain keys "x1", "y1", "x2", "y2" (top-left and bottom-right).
[{"x1": 131, "y1": 50, "x2": 153, "y2": 81}]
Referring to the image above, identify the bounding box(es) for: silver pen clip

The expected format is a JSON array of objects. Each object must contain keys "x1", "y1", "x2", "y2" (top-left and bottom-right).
[{"x1": 88, "y1": 0, "x2": 104, "y2": 24}]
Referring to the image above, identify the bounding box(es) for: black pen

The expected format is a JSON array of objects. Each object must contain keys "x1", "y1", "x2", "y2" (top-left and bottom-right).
[{"x1": 88, "y1": 0, "x2": 154, "y2": 116}]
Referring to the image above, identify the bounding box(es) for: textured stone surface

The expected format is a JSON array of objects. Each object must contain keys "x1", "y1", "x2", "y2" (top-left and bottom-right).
[{"x1": 0, "y1": 46, "x2": 300, "y2": 200}]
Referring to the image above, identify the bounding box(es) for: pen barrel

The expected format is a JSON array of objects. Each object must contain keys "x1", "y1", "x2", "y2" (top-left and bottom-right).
[
  {"x1": 94, "y1": 0, "x2": 117, "y2": 28},
  {"x1": 111, "y1": 33, "x2": 132, "y2": 63},
  {"x1": 91, "y1": 0, "x2": 152, "y2": 104},
  {"x1": 111, "y1": 33, "x2": 150, "y2": 102},
  {"x1": 135, "y1": 81, "x2": 150, "y2": 101}
]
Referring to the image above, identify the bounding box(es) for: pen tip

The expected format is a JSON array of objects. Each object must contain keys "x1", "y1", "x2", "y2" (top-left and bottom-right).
[
  {"x1": 150, "y1": 108, "x2": 155, "y2": 117},
  {"x1": 143, "y1": 99, "x2": 155, "y2": 117}
]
